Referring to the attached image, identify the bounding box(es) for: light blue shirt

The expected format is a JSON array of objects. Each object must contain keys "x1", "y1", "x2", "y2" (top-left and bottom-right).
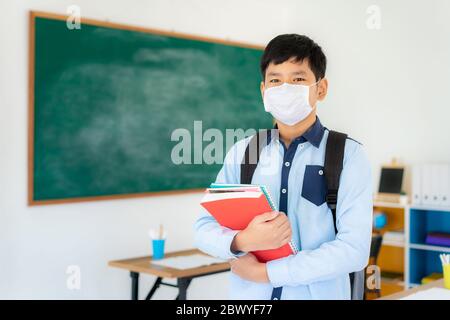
[{"x1": 194, "y1": 118, "x2": 373, "y2": 300}]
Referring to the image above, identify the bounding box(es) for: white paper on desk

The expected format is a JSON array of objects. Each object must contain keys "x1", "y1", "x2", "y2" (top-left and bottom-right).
[
  {"x1": 151, "y1": 254, "x2": 227, "y2": 270},
  {"x1": 400, "y1": 287, "x2": 450, "y2": 300}
]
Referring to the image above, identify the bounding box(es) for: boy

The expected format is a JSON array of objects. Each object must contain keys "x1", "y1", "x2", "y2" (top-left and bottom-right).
[{"x1": 194, "y1": 34, "x2": 372, "y2": 299}]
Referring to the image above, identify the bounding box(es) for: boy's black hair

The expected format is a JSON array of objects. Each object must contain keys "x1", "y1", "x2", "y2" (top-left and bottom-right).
[{"x1": 260, "y1": 34, "x2": 326, "y2": 81}]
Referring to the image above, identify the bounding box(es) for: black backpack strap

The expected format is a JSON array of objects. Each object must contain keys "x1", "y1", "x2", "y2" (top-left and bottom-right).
[
  {"x1": 324, "y1": 130, "x2": 365, "y2": 300},
  {"x1": 240, "y1": 129, "x2": 271, "y2": 184},
  {"x1": 324, "y1": 130, "x2": 348, "y2": 234}
]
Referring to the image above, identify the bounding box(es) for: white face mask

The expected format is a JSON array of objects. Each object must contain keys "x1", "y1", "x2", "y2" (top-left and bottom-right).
[{"x1": 263, "y1": 81, "x2": 318, "y2": 126}]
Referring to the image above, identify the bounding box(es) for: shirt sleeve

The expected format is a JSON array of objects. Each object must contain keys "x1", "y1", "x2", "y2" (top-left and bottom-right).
[
  {"x1": 266, "y1": 143, "x2": 373, "y2": 287},
  {"x1": 193, "y1": 139, "x2": 249, "y2": 260}
]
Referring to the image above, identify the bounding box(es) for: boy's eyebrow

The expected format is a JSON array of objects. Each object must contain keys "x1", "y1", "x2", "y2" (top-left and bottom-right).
[
  {"x1": 291, "y1": 71, "x2": 307, "y2": 75},
  {"x1": 267, "y1": 70, "x2": 308, "y2": 77}
]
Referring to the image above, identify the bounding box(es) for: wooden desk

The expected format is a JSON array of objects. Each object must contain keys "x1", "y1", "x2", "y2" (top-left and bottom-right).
[
  {"x1": 109, "y1": 249, "x2": 230, "y2": 300},
  {"x1": 378, "y1": 279, "x2": 445, "y2": 300}
]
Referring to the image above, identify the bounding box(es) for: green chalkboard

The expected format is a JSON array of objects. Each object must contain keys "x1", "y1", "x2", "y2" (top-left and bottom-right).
[{"x1": 29, "y1": 12, "x2": 272, "y2": 204}]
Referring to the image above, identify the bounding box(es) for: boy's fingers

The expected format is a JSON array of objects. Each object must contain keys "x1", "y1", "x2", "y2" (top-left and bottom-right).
[
  {"x1": 254, "y1": 211, "x2": 279, "y2": 223},
  {"x1": 280, "y1": 234, "x2": 292, "y2": 245},
  {"x1": 276, "y1": 218, "x2": 290, "y2": 230},
  {"x1": 271, "y1": 213, "x2": 289, "y2": 227},
  {"x1": 280, "y1": 229, "x2": 292, "y2": 240}
]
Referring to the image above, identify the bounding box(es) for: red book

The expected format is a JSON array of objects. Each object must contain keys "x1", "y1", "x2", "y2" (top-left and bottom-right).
[{"x1": 200, "y1": 187, "x2": 298, "y2": 262}]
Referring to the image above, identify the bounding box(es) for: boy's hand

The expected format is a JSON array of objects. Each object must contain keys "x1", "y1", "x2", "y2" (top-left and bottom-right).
[
  {"x1": 230, "y1": 253, "x2": 269, "y2": 283},
  {"x1": 231, "y1": 211, "x2": 292, "y2": 253}
]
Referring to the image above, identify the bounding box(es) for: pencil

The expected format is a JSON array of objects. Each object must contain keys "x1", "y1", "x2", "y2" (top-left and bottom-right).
[{"x1": 159, "y1": 224, "x2": 163, "y2": 239}]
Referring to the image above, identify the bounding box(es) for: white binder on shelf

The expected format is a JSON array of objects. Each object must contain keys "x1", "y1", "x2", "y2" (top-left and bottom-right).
[
  {"x1": 431, "y1": 164, "x2": 441, "y2": 206},
  {"x1": 411, "y1": 164, "x2": 422, "y2": 206},
  {"x1": 421, "y1": 164, "x2": 432, "y2": 206},
  {"x1": 441, "y1": 164, "x2": 450, "y2": 208}
]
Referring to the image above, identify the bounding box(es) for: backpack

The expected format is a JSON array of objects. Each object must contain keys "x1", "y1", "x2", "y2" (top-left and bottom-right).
[{"x1": 240, "y1": 129, "x2": 365, "y2": 300}]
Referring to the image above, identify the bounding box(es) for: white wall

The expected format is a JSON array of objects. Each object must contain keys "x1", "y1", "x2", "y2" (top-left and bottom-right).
[{"x1": 1, "y1": 0, "x2": 449, "y2": 299}]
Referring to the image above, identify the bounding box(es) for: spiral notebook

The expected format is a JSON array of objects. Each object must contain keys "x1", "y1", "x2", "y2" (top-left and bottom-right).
[{"x1": 200, "y1": 183, "x2": 298, "y2": 262}]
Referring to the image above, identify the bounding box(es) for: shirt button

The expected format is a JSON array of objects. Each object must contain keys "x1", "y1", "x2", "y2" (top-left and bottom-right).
[
  {"x1": 281, "y1": 188, "x2": 287, "y2": 194},
  {"x1": 319, "y1": 170, "x2": 324, "y2": 175},
  {"x1": 285, "y1": 161, "x2": 290, "y2": 167}
]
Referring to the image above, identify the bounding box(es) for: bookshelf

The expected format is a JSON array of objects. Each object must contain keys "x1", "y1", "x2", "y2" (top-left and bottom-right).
[
  {"x1": 406, "y1": 205, "x2": 450, "y2": 287},
  {"x1": 372, "y1": 201, "x2": 407, "y2": 296},
  {"x1": 371, "y1": 202, "x2": 450, "y2": 296}
]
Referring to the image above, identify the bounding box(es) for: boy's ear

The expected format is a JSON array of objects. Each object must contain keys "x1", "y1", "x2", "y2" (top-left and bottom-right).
[
  {"x1": 317, "y1": 78, "x2": 328, "y2": 101},
  {"x1": 260, "y1": 81, "x2": 265, "y2": 99}
]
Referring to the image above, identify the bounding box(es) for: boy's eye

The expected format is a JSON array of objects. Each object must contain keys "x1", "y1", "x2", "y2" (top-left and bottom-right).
[
  {"x1": 294, "y1": 78, "x2": 306, "y2": 82},
  {"x1": 269, "y1": 79, "x2": 280, "y2": 83}
]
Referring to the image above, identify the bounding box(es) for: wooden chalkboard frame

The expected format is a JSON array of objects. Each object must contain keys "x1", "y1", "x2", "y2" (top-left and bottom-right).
[{"x1": 28, "y1": 11, "x2": 264, "y2": 206}]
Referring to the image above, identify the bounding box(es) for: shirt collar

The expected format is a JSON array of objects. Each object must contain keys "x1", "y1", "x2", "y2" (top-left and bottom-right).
[{"x1": 272, "y1": 117, "x2": 325, "y2": 148}]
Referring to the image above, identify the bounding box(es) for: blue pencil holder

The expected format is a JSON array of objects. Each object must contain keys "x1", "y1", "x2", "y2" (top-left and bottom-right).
[{"x1": 152, "y1": 239, "x2": 165, "y2": 260}]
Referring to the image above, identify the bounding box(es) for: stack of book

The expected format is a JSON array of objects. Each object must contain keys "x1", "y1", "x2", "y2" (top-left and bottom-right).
[
  {"x1": 425, "y1": 232, "x2": 450, "y2": 247},
  {"x1": 382, "y1": 230, "x2": 405, "y2": 247},
  {"x1": 200, "y1": 183, "x2": 298, "y2": 262}
]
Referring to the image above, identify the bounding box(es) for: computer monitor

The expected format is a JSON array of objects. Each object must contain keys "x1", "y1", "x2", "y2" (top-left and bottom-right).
[{"x1": 378, "y1": 167, "x2": 404, "y2": 194}]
